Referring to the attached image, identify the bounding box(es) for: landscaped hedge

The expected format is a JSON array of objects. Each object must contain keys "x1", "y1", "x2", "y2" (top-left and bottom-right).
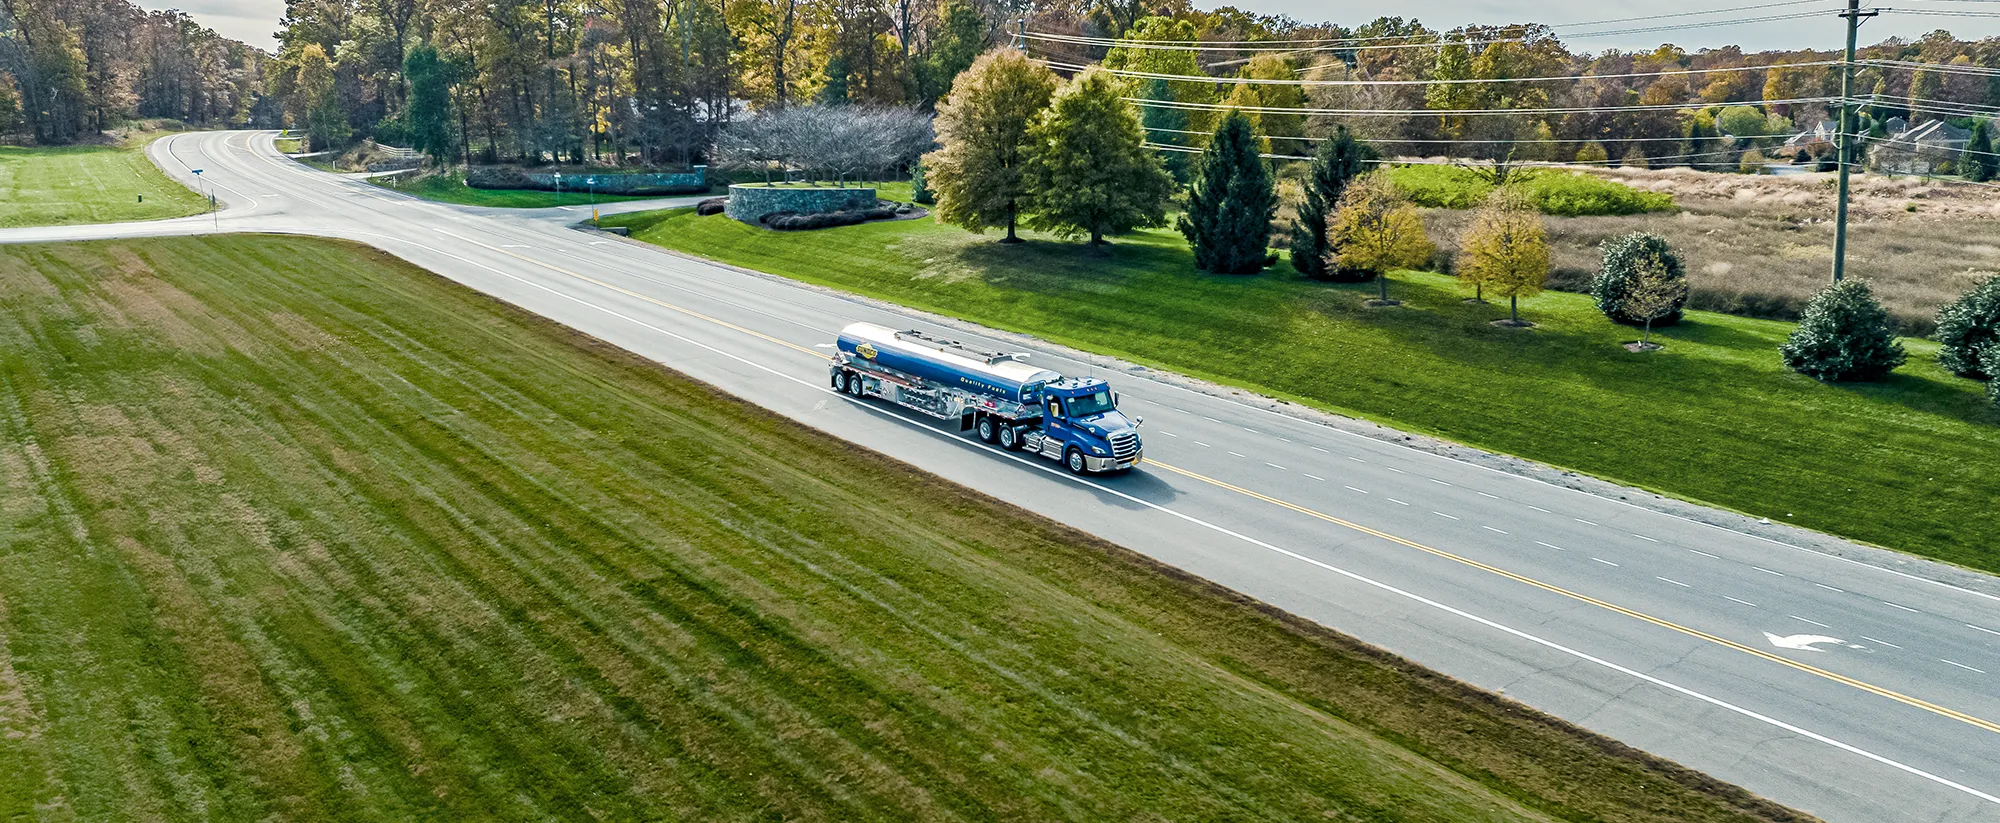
[
  {"x1": 1383, "y1": 166, "x2": 1675, "y2": 217},
  {"x1": 760, "y1": 202, "x2": 906, "y2": 230}
]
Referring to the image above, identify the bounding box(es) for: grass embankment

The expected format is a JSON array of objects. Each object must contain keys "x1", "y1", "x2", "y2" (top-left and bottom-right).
[
  {"x1": 607, "y1": 209, "x2": 2000, "y2": 574},
  {"x1": 0, "y1": 236, "x2": 1809, "y2": 822},
  {"x1": 370, "y1": 170, "x2": 726, "y2": 209},
  {"x1": 0, "y1": 133, "x2": 209, "y2": 227}
]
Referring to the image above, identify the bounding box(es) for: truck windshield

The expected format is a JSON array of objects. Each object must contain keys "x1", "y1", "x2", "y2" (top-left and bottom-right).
[{"x1": 1065, "y1": 390, "x2": 1115, "y2": 417}]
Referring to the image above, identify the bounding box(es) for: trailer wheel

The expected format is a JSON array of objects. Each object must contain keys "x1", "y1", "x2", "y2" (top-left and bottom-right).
[
  {"x1": 1064, "y1": 447, "x2": 1088, "y2": 475},
  {"x1": 831, "y1": 370, "x2": 846, "y2": 390},
  {"x1": 845, "y1": 373, "x2": 865, "y2": 397},
  {"x1": 976, "y1": 415, "x2": 998, "y2": 443},
  {"x1": 997, "y1": 425, "x2": 1021, "y2": 451}
]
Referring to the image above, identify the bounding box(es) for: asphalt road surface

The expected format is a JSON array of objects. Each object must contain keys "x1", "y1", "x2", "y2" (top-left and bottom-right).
[{"x1": 5, "y1": 131, "x2": 1998, "y2": 823}]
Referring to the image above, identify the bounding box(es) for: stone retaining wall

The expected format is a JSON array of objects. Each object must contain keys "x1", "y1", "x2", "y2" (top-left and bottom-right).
[
  {"x1": 725, "y1": 184, "x2": 878, "y2": 224},
  {"x1": 464, "y1": 166, "x2": 707, "y2": 195}
]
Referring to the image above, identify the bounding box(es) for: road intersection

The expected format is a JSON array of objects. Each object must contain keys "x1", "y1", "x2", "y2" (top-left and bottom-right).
[{"x1": 5, "y1": 130, "x2": 1997, "y2": 822}]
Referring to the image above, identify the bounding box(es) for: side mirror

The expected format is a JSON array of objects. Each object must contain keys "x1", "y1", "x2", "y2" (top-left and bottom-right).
[
  {"x1": 1134, "y1": 416, "x2": 1144, "y2": 427},
  {"x1": 1113, "y1": 391, "x2": 1121, "y2": 406}
]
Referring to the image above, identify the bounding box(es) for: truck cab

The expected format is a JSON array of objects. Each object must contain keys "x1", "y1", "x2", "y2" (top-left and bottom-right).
[{"x1": 1023, "y1": 378, "x2": 1143, "y2": 474}]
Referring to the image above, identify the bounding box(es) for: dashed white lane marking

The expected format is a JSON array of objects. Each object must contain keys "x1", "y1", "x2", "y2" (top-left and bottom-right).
[
  {"x1": 1657, "y1": 576, "x2": 1691, "y2": 588},
  {"x1": 1689, "y1": 549, "x2": 1720, "y2": 559},
  {"x1": 1311, "y1": 446, "x2": 1329, "y2": 453},
  {"x1": 1883, "y1": 601, "x2": 1921, "y2": 613},
  {"x1": 1344, "y1": 486, "x2": 1369, "y2": 494},
  {"x1": 1525, "y1": 504, "x2": 1551, "y2": 513},
  {"x1": 1535, "y1": 541, "x2": 1566, "y2": 552},
  {"x1": 1752, "y1": 566, "x2": 1785, "y2": 577},
  {"x1": 1433, "y1": 511, "x2": 1459, "y2": 520},
  {"x1": 502, "y1": 243, "x2": 531, "y2": 248},
  {"x1": 1792, "y1": 615, "x2": 1832, "y2": 629},
  {"x1": 1862, "y1": 635, "x2": 1904, "y2": 649},
  {"x1": 1265, "y1": 462, "x2": 1287, "y2": 470},
  {"x1": 1158, "y1": 430, "x2": 1179, "y2": 437},
  {"x1": 1482, "y1": 526, "x2": 1508, "y2": 534},
  {"x1": 1242, "y1": 427, "x2": 1258, "y2": 433},
  {"x1": 1303, "y1": 473, "x2": 1326, "y2": 482},
  {"x1": 1942, "y1": 659, "x2": 1988, "y2": 674},
  {"x1": 1575, "y1": 518, "x2": 1597, "y2": 526},
  {"x1": 1477, "y1": 491, "x2": 1500, "y2": 499},
  {"x1": 1632, "y1": 534, "x2": 1660, "y2": 543},
  {"x1": 1386, "y1": 498, "x2": 1409, "y2": 506},
  {"x1": 1386, "y1": 467, "x2": 1406, "y2": 474},
  {"x1": 1428, "y1": 478, "x2": 1452, "y2": 486},
  {"x1": 1592, "y1": 558, "x2": 1620, "y2": 567},
  {"x1": 1228, "y1": 451, "x2": 1247, "y2": 458},
  {"x1": 1726, "y1": 596, "x2": 1759, "y2": 607},
  {"x1": 1202, "y1": 415, "x2": 1223, "y2": 423},
  {"x1": 1194, "y1": 441, "x2": 1212, "y2": 448},
  {"x1": 1815, "y1": 583, "x2": 1846, "y2": 593},
  {"x1": 1968, "y1": 624, "x2": 2000, "y2": 638},
  {"x1": 1276, "y1": 437, "x2": 1292, "y2": 443},
  {"x1": 1345, "y1": 456, "x2": 1365, "y2": 463}
]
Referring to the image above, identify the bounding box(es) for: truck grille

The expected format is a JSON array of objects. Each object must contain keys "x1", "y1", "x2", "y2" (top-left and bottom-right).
[{"x1": 1109, "y1": 431, "x2": 1139, "y2": 459}]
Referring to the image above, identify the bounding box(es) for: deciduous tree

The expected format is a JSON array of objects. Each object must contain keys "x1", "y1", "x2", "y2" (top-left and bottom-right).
[
  {"x1": 922, "y1": 49, "x2": 1057, "y2": 242},
  {"x1": 1022, "y1": 67, "x2": 1173, "y2": 246},
  {"x1": 1328, "y1": 174, "x2": 1434, "y2": 305},
  {"x1": 1623, "y1": 258, "x2": 1689, "y2": 350},
  {"x1": 1457, "y1": 189, "x2": 1548, "y2": 325}
]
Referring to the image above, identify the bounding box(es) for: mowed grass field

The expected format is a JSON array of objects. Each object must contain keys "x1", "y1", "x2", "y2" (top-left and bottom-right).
[
  {"x1": 0, "y1": 236, "x2": 1812, "y2": 822},
  {"x1": 0, "y1": 135, "x2": 210, "y2": 227},
  {"x1": 604, "y1": 208, "x2": 2000, "y2": 574}
]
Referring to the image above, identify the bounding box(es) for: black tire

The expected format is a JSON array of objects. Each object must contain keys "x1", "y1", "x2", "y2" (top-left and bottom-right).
[
  {"x1": 846, "y1": 373, "x2": 865, "y2": 397},
  {"x1": 976, "y1": 415, "x2": 998, "y2": 443},
  {"x1": 997, "y1": 425, "x2": 1021, "y2": 451},
  {"x1": 1065, "y1": 447, "x2": 1088, "y2": 475},
  {"x1": 832, "y1": 370, "x2": 847, "y2": 390}
]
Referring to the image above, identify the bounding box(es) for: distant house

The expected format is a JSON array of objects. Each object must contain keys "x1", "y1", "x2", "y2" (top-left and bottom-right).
[
  {"x1": 1870, "y1": 120, "x2": 1971, "y2": 174},
  {"x1": 1782, "y1": 120, "x2": 1838, "y2": 158}
]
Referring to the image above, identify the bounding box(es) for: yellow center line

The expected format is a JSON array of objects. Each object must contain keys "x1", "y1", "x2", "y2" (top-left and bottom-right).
[
  {"x1": 400, "y1": 197, "x2": 2000, "y2": 740},
  {"x1": 1144, "y1": 459, "x2": 2000, "y2": 737}
]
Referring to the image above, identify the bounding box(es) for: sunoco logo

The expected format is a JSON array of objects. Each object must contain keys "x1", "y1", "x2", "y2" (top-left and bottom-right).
[{"x1": 856, "y1": 343, "x2": 877, "y2": 359}]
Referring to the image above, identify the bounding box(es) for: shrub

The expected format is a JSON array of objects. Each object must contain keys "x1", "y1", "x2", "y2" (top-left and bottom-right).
[
  {"x1": 1620, "y1": 146, "x2": 1651, "y2": 169},
  {"x1": 1739, "y1": 149, "x2": 1768, "y2": 174},
  {"x1": 911, "y1": 157, "x2": 935, "y2": 204},
  {"x1": 1781, "y1": 280, "x2": 1907, "y2": 381},
  {"x1": 1512, "y1": 173, "x2": 1675, "y2": 217},
  {"x1": 695, "y1": 197, "x2": 728, "y2": 216},
  {"x1": 1575, "y1": 142, "x2": 1609, "y2": 164},
  {"x1": 1987, "y1": 347, "x2": 2000, "y2": 410},
  {"x1": 1934, "y1": 274, "x2": 2000, "y2": 379},
  {"x1": 1591, "y1": 234, "x2": 1688, "y2": 327},
  {"x1": 762, "y1": 206, "x2": 898, "y2": 230},
  {"x1": 1381, "y1": 166, "x2": 1673, "y2": 217}
]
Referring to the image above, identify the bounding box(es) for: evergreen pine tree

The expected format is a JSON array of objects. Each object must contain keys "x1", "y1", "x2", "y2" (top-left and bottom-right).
[
  {"x1": 1022, "y1": 68, "x2": 1175, "y2": 246},
  {"x1": 1934, "y1": 274, "x2": 2000, "y2": 378},
  {"x1": 1781, "y1": 280, "x2": 1907, "y2": 381},
  {"x1": 1179, "y1": 111, "x2": 1277, "y2": 274},
  {"x1": 1138, "y1": 78, "x2": 1191, "y2": 183},
  {"x1": 1964, "y1": 120, "x2": 1996, "y2": 183},
  {"x1": 911, "y1": 157, "x2": 934, "y2": 204},
  {"x1": 1289, "y1": 126, "x2": 1377, "y2": 278},
  {"x1": 404, "y1": 44, "x2": 456, "y2": 165},
  {"x1": 1592, "y1": 233, "x2": 1687, "y2": 326}
]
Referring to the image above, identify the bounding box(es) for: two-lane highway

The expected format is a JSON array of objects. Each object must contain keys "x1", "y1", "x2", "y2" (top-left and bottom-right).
[{"x1": 6, "y1": 130, "x2": 1998, "y2": 822}]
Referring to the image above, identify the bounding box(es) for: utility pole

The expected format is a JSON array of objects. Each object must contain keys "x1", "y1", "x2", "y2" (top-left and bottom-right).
[{"x1": 1830, "y1": 0, "x2": 1877, "y2": 283}]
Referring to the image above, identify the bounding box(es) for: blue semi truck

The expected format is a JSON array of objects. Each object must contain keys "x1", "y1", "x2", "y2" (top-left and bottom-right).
[{"x1": 830, "y1": 322, "x2": 1143, "y2": 474}]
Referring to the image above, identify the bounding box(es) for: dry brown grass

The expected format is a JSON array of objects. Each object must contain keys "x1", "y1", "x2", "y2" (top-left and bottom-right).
[{"x1": 1413, "y1": 166, "x2": 2000, "y2": 334}]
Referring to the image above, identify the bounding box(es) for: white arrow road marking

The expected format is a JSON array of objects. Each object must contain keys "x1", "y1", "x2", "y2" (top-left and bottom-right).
[{"x1": 1765, "y1": 633, "x2": 1849, "y2": 652}]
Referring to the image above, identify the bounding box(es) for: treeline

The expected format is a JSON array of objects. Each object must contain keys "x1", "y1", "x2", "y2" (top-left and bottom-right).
[
  {"x1": 0, "y1": 0, "x2": 268, "y2": 144},
  {"x1": 268, "y1": 0, "x2": 1000, "y2": 162}
]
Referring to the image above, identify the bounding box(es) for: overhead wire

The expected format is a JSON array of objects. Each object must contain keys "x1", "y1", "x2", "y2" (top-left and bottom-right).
[
  {"x1": 1121, "y1": 94, "x2": 1842, "y2": 117},
  {"x1": 1031, "y1": 55, "x2": 1846, "y2": 87}
]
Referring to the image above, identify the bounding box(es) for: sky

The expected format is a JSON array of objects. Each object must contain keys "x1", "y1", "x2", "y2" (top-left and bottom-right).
[{"x1": 148, "y1": 0, "x2": 2000, "y2": 56}]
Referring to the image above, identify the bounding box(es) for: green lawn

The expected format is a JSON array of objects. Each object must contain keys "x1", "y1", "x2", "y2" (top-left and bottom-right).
[
  {"x1": 0, "y1": 235, "x2": 1808, "y2": 823},
  {"x1": 0, "y1": 134, "x2": 210, "y2": 227},
  {"x1": 605, "y1": 208, "x2": 2000, "y2": 575},
  {"x1": 371, "y1": 170, "x2": 712, "y2": 208}
]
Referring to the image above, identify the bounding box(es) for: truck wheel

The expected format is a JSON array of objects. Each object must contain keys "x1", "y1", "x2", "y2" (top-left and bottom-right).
[
  {"x1": 846, "y1": 373, "x2": 865, "y2": 397},
  {"x1": 832, "y1": 371, "x2": 847, "y2": 391},
  {"x1": 976, "y1": 415, "x2": 998, "y2": 443},
  {"x1": 1065, "y1": 447, "x2": 1088, "y2": 475},
  {"x1": 997, "y1": 425, "x2": 1021, "y2": 451}
]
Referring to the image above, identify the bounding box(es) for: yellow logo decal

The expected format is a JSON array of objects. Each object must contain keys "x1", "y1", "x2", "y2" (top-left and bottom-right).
[{"x1": 856, "y1": 343, "x2": 877, "y2": 360}]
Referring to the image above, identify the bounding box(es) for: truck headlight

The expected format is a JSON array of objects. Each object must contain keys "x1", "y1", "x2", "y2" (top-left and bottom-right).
[{"x1": 1091, "y1": 446, "x2": 1106, "y2": 455}]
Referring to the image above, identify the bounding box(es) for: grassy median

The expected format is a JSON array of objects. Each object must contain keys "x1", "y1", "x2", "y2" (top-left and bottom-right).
[
  {"x1": 0, "y1": 133, "x2": 210, "y2": 227},
  {"x1": 0, "y1": 235, "x2": 1808, "y2": 822},
  {"x1": 603, "y1": 208, "x2": 2000, "y2": 575}
]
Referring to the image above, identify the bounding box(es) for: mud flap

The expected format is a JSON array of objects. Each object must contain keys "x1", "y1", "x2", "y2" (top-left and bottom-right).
[{"x1": 960, "y1": 411, "x2": 976, "y2": 432}]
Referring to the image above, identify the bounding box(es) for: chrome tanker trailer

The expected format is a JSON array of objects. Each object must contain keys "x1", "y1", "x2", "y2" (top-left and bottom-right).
[{"x1": 829, "y1": 322, "x2": 1143, "y2": 474}]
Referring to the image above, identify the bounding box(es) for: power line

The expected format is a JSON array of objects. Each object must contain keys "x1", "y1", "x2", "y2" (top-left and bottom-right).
[
  {"x1": 1019, "y1": 31, "x2": 1522, "y2": 53},
  {"x1": 1033, "y1": 55, "x2": 1846, "y2": 87},
  {"x1": 1122, "y1": 94, "x2": 1841, "y2": 117},
  {"x1": 1141, "y1": 126, "x2": 1741, "y2": 145}
]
